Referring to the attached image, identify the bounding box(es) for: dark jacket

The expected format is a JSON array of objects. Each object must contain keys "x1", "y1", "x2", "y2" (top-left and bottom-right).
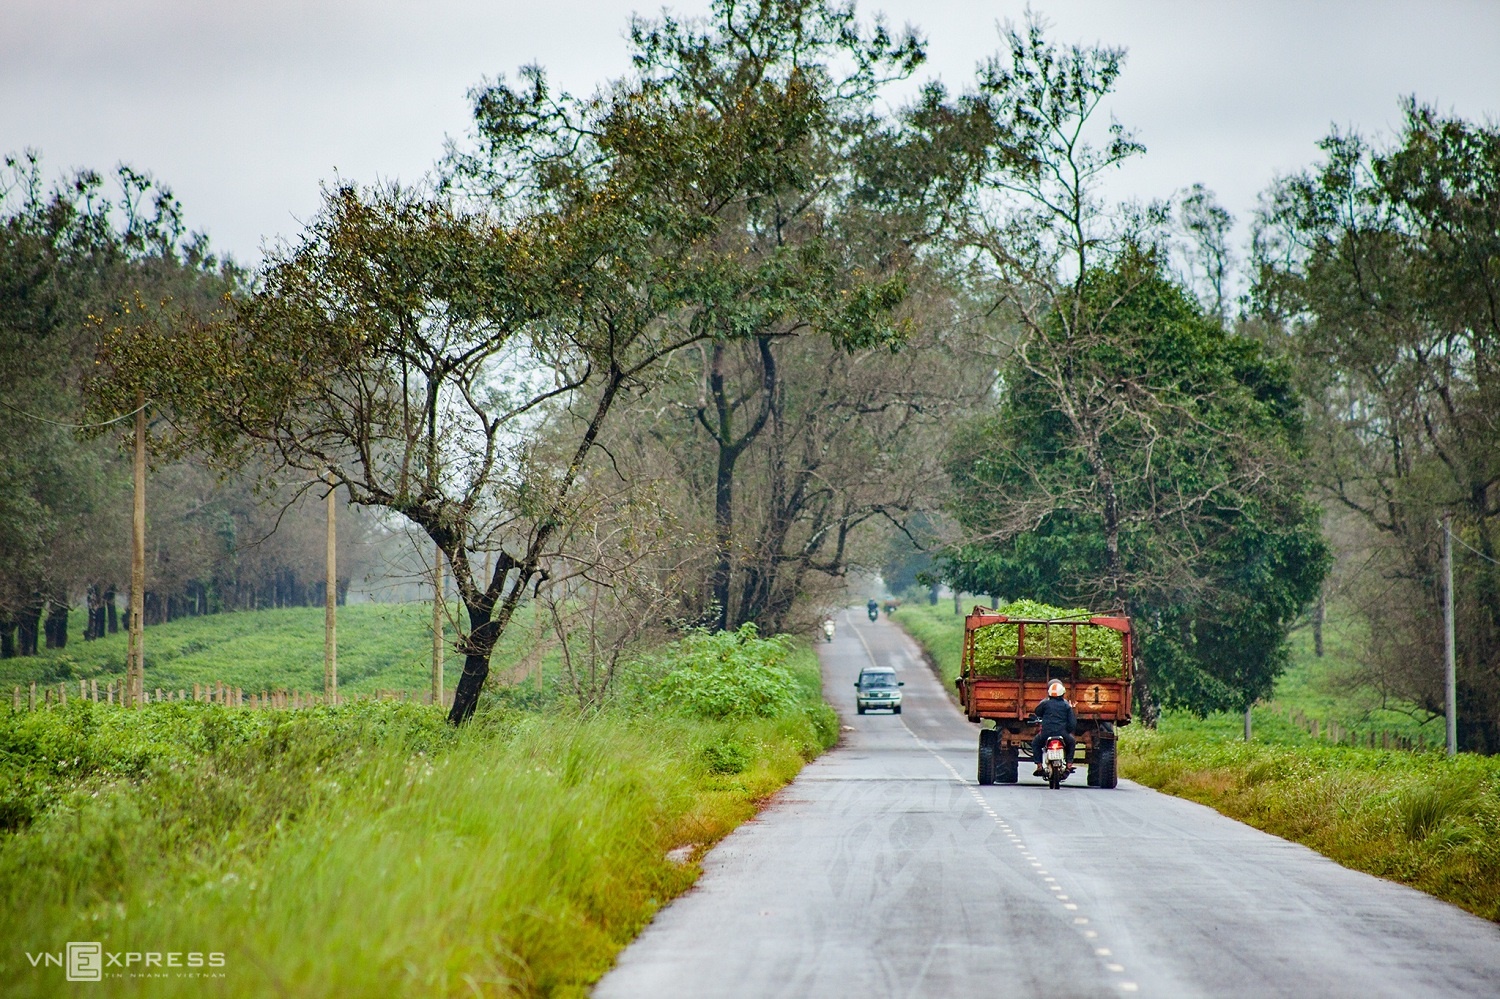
[{"x1": 1033, "y1": 695, "x2": 1076, "y2": 737}]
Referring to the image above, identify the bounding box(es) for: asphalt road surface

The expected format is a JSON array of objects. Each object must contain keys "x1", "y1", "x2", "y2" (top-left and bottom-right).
[{"x1": 596, "y1": 611, "x2": 1500, "y2": 998}]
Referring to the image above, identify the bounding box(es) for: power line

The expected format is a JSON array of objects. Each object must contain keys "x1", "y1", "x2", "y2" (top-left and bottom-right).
[
  {"x1": 1449, "y1": 528, "x2": 1500, "y2": 567},
  {"x1": 0, "y1": 397, "x2": 150, "y2": 430}
]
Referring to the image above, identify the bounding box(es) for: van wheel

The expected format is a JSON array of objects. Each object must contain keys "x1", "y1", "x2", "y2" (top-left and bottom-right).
[
  {"x1": 1094, "y1": 741, "x2": 1118, "y2": 789},
  {"x1": 893, "y1": 705, "x2": 902, "y2": 715},
  {"x1": 997, "y1": 746, "x2": 1019, "y2": 784},
  {"x1": 977, "y1": 729, "x2": 997, "y2": 785},
  {"x1": 857, "y1": 704, "x2": 866, "y2": 715}
]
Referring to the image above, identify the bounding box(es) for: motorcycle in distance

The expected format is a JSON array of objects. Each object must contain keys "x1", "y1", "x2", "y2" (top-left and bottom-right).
[
  {"x1": 822, "y1": 619, "x2": 836, "y2": 642},
  {"x1": 866, "y1": 599, "x2": 879, "y2": 622}
]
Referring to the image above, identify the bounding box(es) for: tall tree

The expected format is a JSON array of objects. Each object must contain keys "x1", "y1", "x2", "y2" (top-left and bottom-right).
[
  {"x1": 0, "y1": 154, "x2": 234, "y2": 656},
  {"x1": 932, "y1": 18, "x2": 1326, "y2": 717},
  {"x1": 1255, "y1": 101, "x2": 1500, "y2": 749},
  {"x1": 99, "y1": 1, "x2": 919, "y2": 722},
  {"x1": 943, "y1": 256, "x2": 1326, "y2": 715}
]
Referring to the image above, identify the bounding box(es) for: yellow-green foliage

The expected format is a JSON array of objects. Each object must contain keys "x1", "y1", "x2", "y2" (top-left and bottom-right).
[
  {"x1": 970, "y1": 599, "x2": 1124, "y2": 678},
  {"x1": 1123, "y1": 713, "x2": 1500, "y2": 923},
  {"x1": 0, "y1": 645, "x2": 835, "y2": 997}
]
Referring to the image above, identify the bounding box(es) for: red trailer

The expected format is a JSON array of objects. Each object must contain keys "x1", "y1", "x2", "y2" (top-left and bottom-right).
[{"x1": 956, "y1": 608, "x2": 1133, "y2": 788}]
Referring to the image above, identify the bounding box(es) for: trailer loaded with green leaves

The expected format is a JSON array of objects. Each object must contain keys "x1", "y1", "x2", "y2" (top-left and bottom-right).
[{"x1": 959, "y1": 601, "x2": 1133, "y2": 788}]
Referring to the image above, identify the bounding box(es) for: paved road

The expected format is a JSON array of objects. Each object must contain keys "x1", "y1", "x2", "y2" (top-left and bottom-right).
[{"x1": 596, "y1": 612, "x2": 1500, "y2": 997}]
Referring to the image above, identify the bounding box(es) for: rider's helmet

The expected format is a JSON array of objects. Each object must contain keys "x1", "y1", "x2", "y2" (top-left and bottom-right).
[{"x1": 1047, "y1": 679, "x2": 1066, "y2": 697}]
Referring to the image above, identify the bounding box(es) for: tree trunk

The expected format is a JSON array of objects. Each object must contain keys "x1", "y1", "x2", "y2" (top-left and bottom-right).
[
  {"x1": 703, "y1": 338, "x2": 777, "y2": 631},
  {"x1": 1313, "y1": 589, "x2": 1325, "y2": 657},
  {"x1": 0, "y1": 620, "x2": 13, "y2": 658},
  {"x1": 46, "y1": 598, "x2": 69, "y2": 650},
  {"x1": 17, "y1": 596, "x2": 42, "y2": 656},
  {"x1": 448, "y1": 600, "x2": 504, "y2": 724},
  {"x1": 710, "y1": 435, "x2": 736, "y2": 630},
  {"x1": 106, "y1": 586, "x2": 118, "y2": 634}
]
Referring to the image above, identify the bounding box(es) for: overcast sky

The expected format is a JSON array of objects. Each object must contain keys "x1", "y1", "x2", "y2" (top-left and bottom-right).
[{"x1": 4, "y1": 1, "x2": 1497, "y2": 264}]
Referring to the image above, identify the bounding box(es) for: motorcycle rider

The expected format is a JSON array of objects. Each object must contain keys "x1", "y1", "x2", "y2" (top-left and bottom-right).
[
  {"x1": 822, "y1": 618, "x2": 836, "y2": 642},
  {"x1": 867, "y1": 598, "x2": 879, "y2": 621},
  {"x1": 1030, "y1": 679, "x2": 1077, "y2": 777}
]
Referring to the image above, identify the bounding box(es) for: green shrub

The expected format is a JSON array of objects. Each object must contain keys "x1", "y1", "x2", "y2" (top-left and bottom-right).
[
  {"x1": 647, "y1": 625, "x2": 801, "y2": 720},
  {"x1": 704, "y1": 740, "x2": 752, "y2": 775}
]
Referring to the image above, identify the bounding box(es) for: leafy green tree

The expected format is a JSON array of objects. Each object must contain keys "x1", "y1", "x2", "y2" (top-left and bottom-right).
[
  {"x1": 943, "y1": 256, "x2": 1326, "y2": 715},
  {"x1": 1255, "y1": 101, "x2": 1500, "y2": 749},
  {"x1": 0, "y1": 154, "x2": 235, "y2": 655},
  {"x1": 926, "y1": 19, "x2": 1325, "y2": 717},
  {"x1": 462, "y1": 0, "x2": 924, "y2": 627}
]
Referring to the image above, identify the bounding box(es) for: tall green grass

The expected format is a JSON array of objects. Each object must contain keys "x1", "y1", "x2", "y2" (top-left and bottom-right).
[
  {"x1": 0, "y1": 603, "x2": 556, "y2": 699},
  {"x1": 0, "y1": 644, "x2": 835, "y2": 997},
  {"x1": 1122, "y1": 718, "x2": 1500, "y2": 922}
]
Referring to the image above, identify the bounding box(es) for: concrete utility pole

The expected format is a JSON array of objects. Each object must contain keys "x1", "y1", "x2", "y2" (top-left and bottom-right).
[
  {"x1": 324, "y1": 470, "x2": 338, "y2": 704},
  {"x1": 126, "y1": 389, "x2": 146, "y2": 706},
  {"x1": 1244, "y1": 705, "x2": 1253, "y2": 742},
  {"x1": 1442, "y1": 513, "x2": 1457, "y2": 756},
  {"x1": 432, "y1": 543, "x2": 444, "y2": 708}
]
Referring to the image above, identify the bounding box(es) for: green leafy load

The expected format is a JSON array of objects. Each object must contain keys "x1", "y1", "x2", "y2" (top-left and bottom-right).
[{"x1": 970, "y1": 599, "x2": 1125, "y2": 679}]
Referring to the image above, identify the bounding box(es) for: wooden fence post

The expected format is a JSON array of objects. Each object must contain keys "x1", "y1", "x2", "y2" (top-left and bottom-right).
[{"x1": 28, "y1": 681, "x2": 36, "y2": 711}]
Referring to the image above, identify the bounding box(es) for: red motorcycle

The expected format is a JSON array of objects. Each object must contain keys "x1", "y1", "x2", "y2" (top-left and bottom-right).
[{"x1": 1040, "y1": 736, "x2": 1072, "y2": 789}]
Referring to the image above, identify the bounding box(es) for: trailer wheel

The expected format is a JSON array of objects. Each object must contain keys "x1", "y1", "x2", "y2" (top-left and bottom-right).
[
  {"x1": 1094, "y1": 740, "x2": 1118, "y2": 789},
  {"x1": 997, "y1": 746, "x2": 1019, "y2": 784},
  {"x1": 1086, "y1": 752, "x2": 1100, "y2": 787},
  {"x1": 977, "y1": 729, "x2": 997, "y2": 785}
]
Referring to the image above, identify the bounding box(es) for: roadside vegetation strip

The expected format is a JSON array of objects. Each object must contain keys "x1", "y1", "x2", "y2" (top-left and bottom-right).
[
  {"x1": 1, "y1": 635, "x2": 835, "y2": 997},
  {"x1": 890, "y1": 602, "x2": 966, "y2": 678},
  {"x1": 1122, "y1": 718, "x2": 1500, "y2": 922}
]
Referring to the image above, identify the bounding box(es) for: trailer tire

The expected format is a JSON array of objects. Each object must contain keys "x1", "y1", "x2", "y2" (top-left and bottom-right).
[
  {"x1": 1094, "y1": 740, "x2": 1118, "y2": 789},
  {"x1": 997, "y1": 746, "x2": 1019, "y2": 784},
  {"x1": 977, "y1": 729, "x2": 997, "y2": 785},
  {"x1": 1086, "y1": 750, "x2": 1100, "y2": 787}
]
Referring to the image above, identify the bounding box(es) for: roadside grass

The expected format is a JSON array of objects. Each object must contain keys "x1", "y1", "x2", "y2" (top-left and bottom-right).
[
  {"x1": 0, "y1": 603, "x2": 556, "y2": 700},
  {"x1": 0, "y1": 641, "x2": 835, "y2": 997},
  {"x1": 891, "y1": 600, "x2": 1500, "y2": 922},
  {"x1": 1121, "y1": 716, "x2": 1500, "y2": 922},
  {"x1": 890, "y1": 601, "x2": 966, "y2": 682}
]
